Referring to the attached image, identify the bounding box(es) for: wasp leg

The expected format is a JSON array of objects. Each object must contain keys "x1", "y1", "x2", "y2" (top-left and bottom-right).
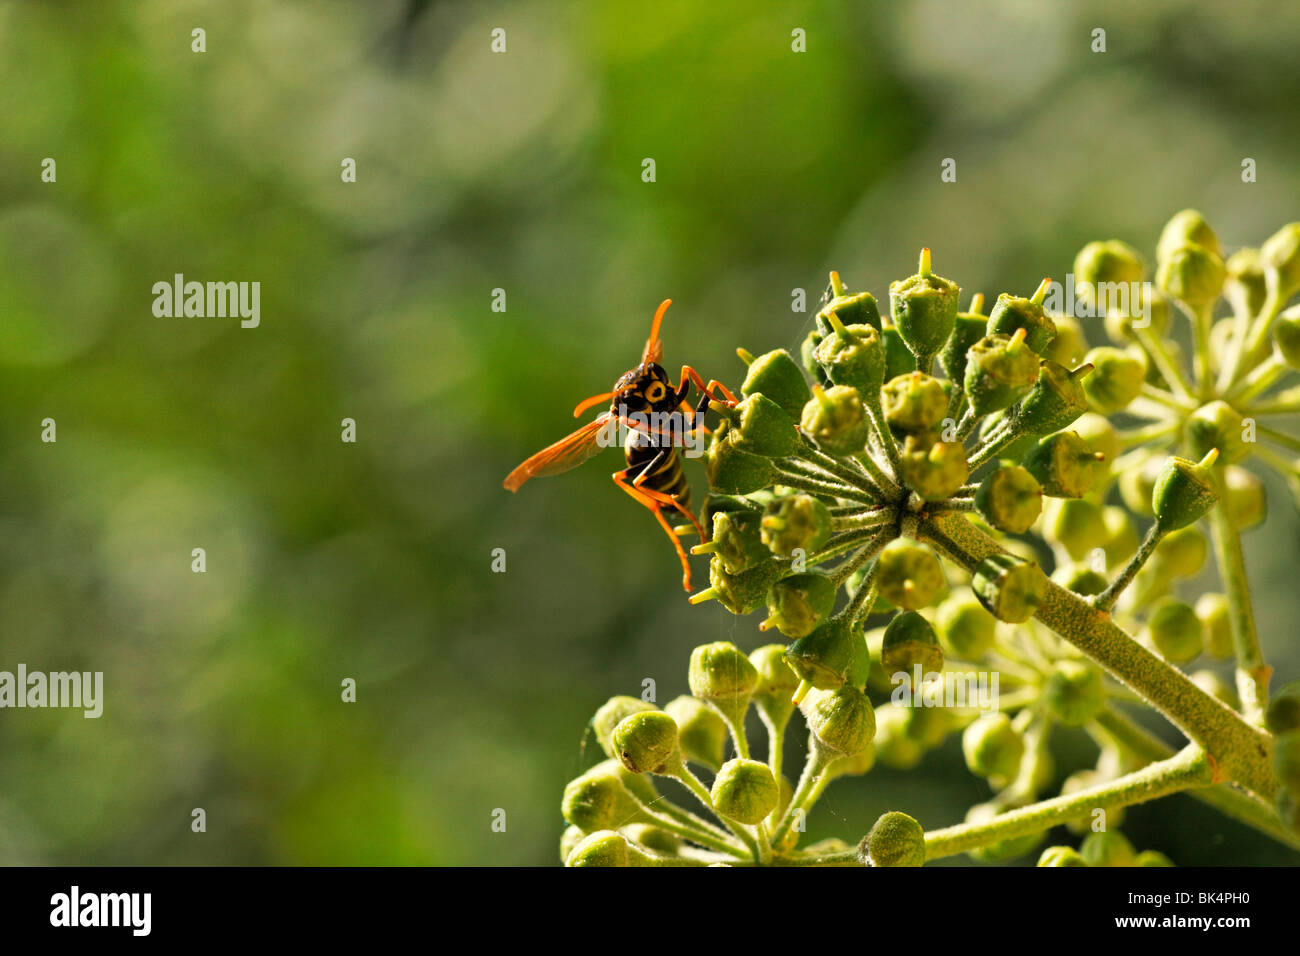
[
  {"x1": 630, "y1": 455, "x2": 705, "y2": 543},
  {"x1": 612, "y1": 467, "x2": 696, "y2": 592},
  {"x1": 676, "y1": 365, "x2": 740, "y2": 407}
]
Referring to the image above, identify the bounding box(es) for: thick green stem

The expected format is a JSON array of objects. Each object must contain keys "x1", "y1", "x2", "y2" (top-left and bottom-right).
[
  {"x1": 1093, "y1": 708, "x2": 1300, "y2": 851},
  {"x1": 1206, "y1": 479, "x2": 1270, "y2": 724},
  {"x1": 921, "y1": 512, "x2": 1277, "y2": 799},
  {"x1": 922, "y1": 744, "x2": 1212, "y2": 861}
]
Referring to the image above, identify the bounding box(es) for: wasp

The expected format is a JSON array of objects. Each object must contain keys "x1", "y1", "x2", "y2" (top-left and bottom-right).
[{"x1": 503, "y1": 299, "x2": 738, "y2": 591}]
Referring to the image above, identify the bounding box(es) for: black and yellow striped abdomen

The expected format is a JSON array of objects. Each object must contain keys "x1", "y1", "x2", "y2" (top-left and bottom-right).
[{"x1": 625, "y1": 431, "x2": 691, "y2": 509}]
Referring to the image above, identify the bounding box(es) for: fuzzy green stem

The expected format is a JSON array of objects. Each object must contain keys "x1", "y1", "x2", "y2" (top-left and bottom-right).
[
  {"x1": 1134, "y1": 323, "x2": 1195, "y2": 401},
  {"x1": 921, "y1": 512, "x2": 1277, "y2": 799},
  {"x1": 1227, "y1": 354, "x2": 1287, "y2": 404},
  {"x1": 1093, "y1": 708, "x2": 1300, "y2": 851},
  {"x1": 921, "y1": 744, "x2": 1212, "y2": 861},
  {"x1": 1206, "y1": 478, "x2": 1270, "y2": 724},
  {"x1": 670, "y1": 761, "x2": 761, "y2": 859},
  {"x1": 1094, "y1": 523, "x2": 1166, "y2": 612},
  {"x1": 771, "y1": 747, "x2": 834, "y2": 848}
]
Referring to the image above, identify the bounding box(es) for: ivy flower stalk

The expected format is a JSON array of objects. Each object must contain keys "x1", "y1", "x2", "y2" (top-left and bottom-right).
[{"x1": 559, "y1": 213, "x2": 1300, "y2": 867}]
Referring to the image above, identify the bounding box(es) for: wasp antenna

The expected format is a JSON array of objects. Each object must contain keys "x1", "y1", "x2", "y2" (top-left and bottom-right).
[
  {"x1": 572, "y1": 390, "x2": 616, "y2": 418},
  {"x1": 642, "y1": 298, "x2": 672, "y2": 364}
]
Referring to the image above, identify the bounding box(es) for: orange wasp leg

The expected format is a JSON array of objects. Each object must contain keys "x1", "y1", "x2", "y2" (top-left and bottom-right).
[
  {"x1": 612, "y1": 463, "x2": 700, "y2": 592},
  {"x1": 675, "y1": 366, "x2": 740, "y2": 407}
]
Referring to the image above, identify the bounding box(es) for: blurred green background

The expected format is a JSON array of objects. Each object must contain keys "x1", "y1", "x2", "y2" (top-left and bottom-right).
[{"x1": 1, "y1": 0, "x2": 1298, "y2": 865}]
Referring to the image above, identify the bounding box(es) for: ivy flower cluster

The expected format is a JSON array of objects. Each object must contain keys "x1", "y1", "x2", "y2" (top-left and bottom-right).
[{"x1": 562, "y1": 212, "x2": 1300, "y2": 867}]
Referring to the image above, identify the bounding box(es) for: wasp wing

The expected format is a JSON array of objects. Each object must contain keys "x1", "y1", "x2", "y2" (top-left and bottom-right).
[{"x1": 503, "y1": 413, "x2": 616, "y2": 492}]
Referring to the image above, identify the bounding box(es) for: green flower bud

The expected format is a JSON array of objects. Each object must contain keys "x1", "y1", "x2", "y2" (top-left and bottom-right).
[
  {"x1": 1038, "y1": 846, "x2": 1090, "y2": 867},
  {"x1": 1275, "y1": 730, "x2": 1300, "y2": 794},
  {"x1": 1265, "y1": 681, "x2": 1300, "y2": 735},
  {"x1": 881, "y1": 325, "x2": 917, "y2": 379},
  {"x1": 565, "y1": 830, "x2": 632, "y2": 867},
  {"x1": 664, "y1": 695, "x2": 728, "y2": 769},
  {"x1": 563, "y1": 763, "x2": 647, "y2": 831},
  {"x1": 814, "y1": 318, "x2": 887, "y2": 396},
  {"x1": 1023, "y1": 431, "x2": 1105, "y2": 498},
  {"x1": 800, "y1": 384, "x2": 870, "y2": 455},
  {"x1": 818, "y1": 279, "x2": 883, "y2": 333},
  {"x1": 1052, "y1": 563, "x2": 1108, "y2": 597},
  {"x1": 936, "y1": 593, "x2": 997, "y2": 660},
  {"x1": 706, "y1": 420, "x2": 776, "y2": 493},
  {"x1": 1144, "y1": 598, "x2": 1203, "y2": 663},
  {"x1": 971, "y1": 552, "x2": 1047, "y2": 623},
  {"x1": 761, "y1": 494, "x2": 832, "y2": 558},
  {"x1": 622, "y1": 823, "x2": 681, "y2": 855},
  {"x1": 986, "y1": 282, "x2": 1058, "y2": 355},
  {"x1": 962, "y1": 713, "x2": 1024, "y2": 782},
  {"x1": 1153, "y1": 525, "x2": 1208, "y2": 578},
  {"x1": 881, "y1": 372, "x2": 949, "y2": 434},
  {"x1": 975, "y1": 465, "x2": 1043, "y2": 534},
  {"x1": 1135, "y1": 850, "x2": 1175, "y2": 867},
  {"x1": 740, "y1": 348, "x2": 813, "y2": 420},
  {"x1": 1157, "y1": 209, "x2": 1220, "y2": 261},
  {"x1": 1224, "y1": 248, "x2": 1269, "y2": 320},
  {"x1": 750, "y1": 643, "x2": 800, "y2": 728},
  {"x1": 1118, "y1": 456, "x2": 1164, "y2": 517},
  {"x1": 785, "y1": 616, "x2": 871, "y2": 692},
  {"x1": 560, "y1": 825, "x2": 585, "y2": 863},
  {"x1": 1072, "y1": 413, "x2": 1120, "y2": 471},
  {"x1": 1184, "y1": 401, "x2": 1246, "y2": 465},
  {"x1": 1081, "y1": 346, "x2": 1146, "y2": 414},
  {"x1": 889, "y1": 248, "x2": 960, "y2": 362},
  {"x1": 1152, "y1": 450, "x2": 1221, "y2": 532},
  {"x1": 592, "y1": 696, "x2": 657, "y2": 760},
  {"x1": 1080, "y1": 830, "x2": 1137, "y2": 867},
  {"x1": 1104, "y1": 288, "x2": 1172, "y2": 345},
  {"x1": 964, "y1": 802, "x2": 1044, "y2": 863},
  {"x1": 860, "y1": 811, "x2": 926, "y2": 867},
  {"x1": 704, "y1": 508, "x2": 769, "y2": 575},
  {"x1": 900, "y1": 437, "x2": 969, "y2": 500},
  {"x1": 1041, "y1": 497, "x2": 1107, "y2": 562},
  {"x1": 688, "y1": 642, "x2": 759, "y2": 730},
  {"x1": 764, "y1": 570, "x2": 836, "y2": 639},
  {"x1": 612, "y1": 711, "x2": 681, "y2": 775},
  {"x1": 829, "y1": 746, "x2": 876, "y2": 780},
  {"x1": 872, "y1": 703, "x2": 924, "y2": 769},
  {"x1": 727, "y1": 392, "x2": 801, "y2": 458},
  {"x1": 695, "y1": 554, "x2": 786, "y2": 615},
  {"x1": 1195, "y1": 593, "x2": 1233, "y2": 660},
  {"x1": 940, "y1": 302, "x2": 991, "y2": 388},
  {"x1": 1223, "y1": 465, "x2": 1266, "y2": 529},
  {"x1": 1044, "y1": 313, "x2": 1090, "y2": 367},
  {"x1": 1043, "y1": 660, "x2": 1105, "y2": 726},
  {"x1": 1102, "y1": 505, "x2": 1139, "y2": 568},
  {"x1": 1011, "y1": 360, "x2": 1093, "y2": 437},
  {"x1": 710, "y1": 758, "x2": 779, "y2": 824},
  {"x1": 1261, "y1": 222, "x2": 1300, "y2": 299},
  {"x1": 804, "y1": 684, "x2": 877, "y2": 758},
  {"x1": 1075, "y1": 239, "x2": 1147, "y2": 299},
  {"x1": 1157, "y1": 243, "x2": 1225, "y2": 309},
  {"x1": 964, "y1": 330, "x2": 1040, "y2": 416},
  {"x1": 1189, "y1": 669, "x2": 1238, "y2": 708},
  {"x1": 801, "y1": 329, "x2": 830, "y2": 387},
  {"x1": 1273, "y1": 310, "x2": 1300, "y2": 371},
  {"x1": 881, "y1": 610, "x2": 944, "y2": 678},
  {"x1": 876, "y1": 538, "x2": 946, "y2": 611},
  {"x1": 901, "y1": 705, "x2": 956, "y2": 749}
]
